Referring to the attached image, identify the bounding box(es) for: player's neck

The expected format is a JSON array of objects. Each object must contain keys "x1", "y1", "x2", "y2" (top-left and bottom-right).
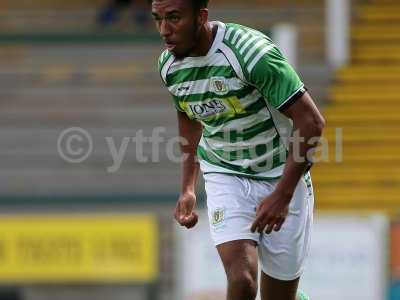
[{"x1": 189, "y1": 22, "x2": 217, "y2": 57}]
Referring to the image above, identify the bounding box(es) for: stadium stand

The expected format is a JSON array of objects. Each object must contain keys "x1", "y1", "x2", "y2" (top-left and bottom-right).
[
  {"x1": 0, "y1": 0, "x2": 326, "y2": 61},
  {"x1": 0, "y1": 1, "x2": 392, "y2": 299},
  {"x1": 0, "y1": 1, "x2": 329, "y2": 197},
  {"x1": 313, "y1": 0, "x2": 400, "y2": 212}
]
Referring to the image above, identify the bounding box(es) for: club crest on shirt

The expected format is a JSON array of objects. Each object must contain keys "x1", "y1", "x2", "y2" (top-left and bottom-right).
[{"x1": 211, "y1": 77, "x2": 228, "y2": 95}]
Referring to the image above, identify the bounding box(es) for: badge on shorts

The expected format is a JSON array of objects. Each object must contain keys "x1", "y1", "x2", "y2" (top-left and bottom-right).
[{"x1": 212, "y1": 208, "x2": 225, "y2": 226}]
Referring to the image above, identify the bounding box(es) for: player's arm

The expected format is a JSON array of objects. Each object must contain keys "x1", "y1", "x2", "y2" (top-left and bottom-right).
[
  {"x1": 157, "y1": 52, "x2": 202, "y2": 228},
  {"x1": 174, "y1": 110, "x2": 203, "y2": 229},
  {"x1": 251, "y1": 92, "x2": 325, "y2": 234},
  {"x1": 157, "y1": 51, "x2": 202, "y2": 228},
  {"x1": 275, "y1": 92, "x2": 325, "y2": 201},
  {"x1": 245, "y1": 43, "x2": 325, "y2": 233}
]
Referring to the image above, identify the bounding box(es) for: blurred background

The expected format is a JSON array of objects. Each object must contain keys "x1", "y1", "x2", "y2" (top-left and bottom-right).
[{"x1": 0, "y1": 0, "x2": 398, "y2": 299}]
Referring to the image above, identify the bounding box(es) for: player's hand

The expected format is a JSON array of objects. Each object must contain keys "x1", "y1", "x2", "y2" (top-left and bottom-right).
[
  {"x1": 174, "y1": 191, "x2": 198, "y2": 229},
  {"x1": 251, "y1": 191, "x2": 291, "y2": 234}
]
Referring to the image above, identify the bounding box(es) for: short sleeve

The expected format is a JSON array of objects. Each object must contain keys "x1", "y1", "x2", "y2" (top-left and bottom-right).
[
  {"x1": 171, "y1": 95, "x2": 186, "y2": 112},
  {"x1": 247, "y1": 45, "x2": 306, "y2": 111},
  {"x1": 157, "y1": 50, "x2": 172, "y2": 84},
  {"x1": 157, "y1": 50, "x2": 184, "y2": 112}
]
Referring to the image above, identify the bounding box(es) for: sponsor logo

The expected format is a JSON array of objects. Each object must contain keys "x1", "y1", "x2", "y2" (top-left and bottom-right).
[
  {"x1": 177, "y1": 86, "x2": 190, "y2": 92},
  {"x1": 187, "y1": 99, "x2": 227, "y2": 119}
]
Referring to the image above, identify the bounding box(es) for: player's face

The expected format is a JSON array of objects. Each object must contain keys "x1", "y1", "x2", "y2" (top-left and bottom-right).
[{"x1": 152, "y1": 0, "x2": 200, "y2": 58}]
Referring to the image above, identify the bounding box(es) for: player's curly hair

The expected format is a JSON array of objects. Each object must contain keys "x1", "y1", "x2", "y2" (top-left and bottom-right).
[
  {"x1": 193, "y1": 0, "x2": 209, "y2": 10},
  {"x1": 152, "y1": 0, "x2": 209, "y2": 11}
]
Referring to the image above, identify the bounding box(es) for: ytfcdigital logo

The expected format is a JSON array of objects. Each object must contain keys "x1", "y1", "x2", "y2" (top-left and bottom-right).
[
  {"x1": 57, "y1": 127, "x2": 93, "y2": 163},
  {"x1": 57, "y1": 127, "x2": 188, "y2": 173},
  {"x1": 57, "y1": 126, "x2": 343, "y2": 173}
]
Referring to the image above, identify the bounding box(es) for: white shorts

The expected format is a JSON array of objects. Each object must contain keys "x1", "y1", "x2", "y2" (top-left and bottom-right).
[{"x1": 204, "y1": 172, "x2": 314, "y2": 281}]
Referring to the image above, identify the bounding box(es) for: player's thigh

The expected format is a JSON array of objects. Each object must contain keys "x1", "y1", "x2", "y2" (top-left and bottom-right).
[
  {"x1": 260, "y1": 272, "x2": 299, "y2": 300},
  {"x1": 204, "y1": 173, "x2": 260, "y2": 246},
  {"x1": 257, "y1": 174, "x2": 314, "y2": 281},
  {"x1": 204, "y1": 173, "x2": 260, "y2": 288},
  {"x1": 216, "y1": 239, "x2": 258, "y2": 281}
]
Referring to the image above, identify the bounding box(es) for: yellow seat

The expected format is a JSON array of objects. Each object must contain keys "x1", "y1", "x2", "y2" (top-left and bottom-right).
[{"x1": 314, "y1": 0, "x2": 400, "y2": 212}]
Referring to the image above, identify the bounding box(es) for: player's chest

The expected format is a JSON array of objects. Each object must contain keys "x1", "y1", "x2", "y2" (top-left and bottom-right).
[{"x1": 167, "y1": 69, "x2": 251, "y2": 121}]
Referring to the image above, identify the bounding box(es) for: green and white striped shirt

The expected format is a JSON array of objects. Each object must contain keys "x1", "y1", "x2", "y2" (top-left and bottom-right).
[{"x1": 158, "y1": 21, "x2": 306, "y2": 180}]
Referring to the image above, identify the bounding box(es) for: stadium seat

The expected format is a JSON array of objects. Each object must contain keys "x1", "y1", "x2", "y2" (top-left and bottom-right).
[{"x1": 313, "y1": 0, "x2": 400, "y2": 212}]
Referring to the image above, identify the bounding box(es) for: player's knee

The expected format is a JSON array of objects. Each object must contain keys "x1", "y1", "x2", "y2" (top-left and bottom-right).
[{"x1": 227, "y1": 269, "x2": 257, "y2": 299}]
